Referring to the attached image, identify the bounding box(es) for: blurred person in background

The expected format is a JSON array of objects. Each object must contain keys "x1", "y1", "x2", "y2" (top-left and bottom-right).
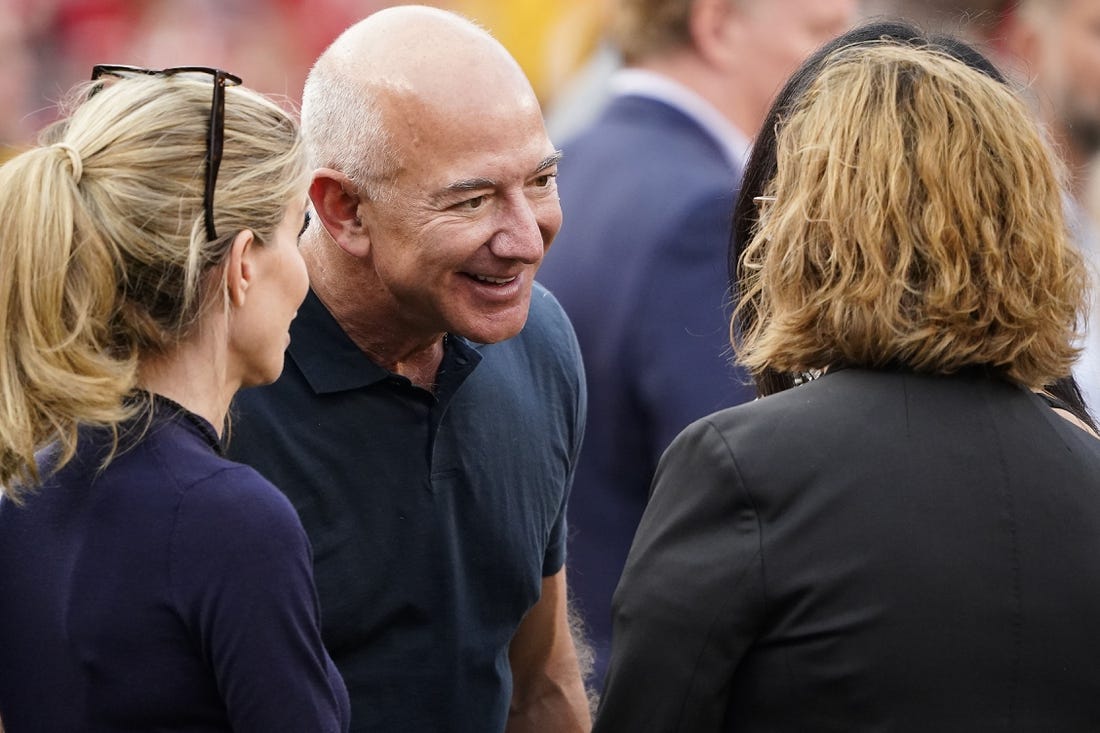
[
  {"x1": 39, "y1": 0, "x2": 319, "y2": 105},
  {"x1": 14, "y1": 0, "x2": 381, "y2": 135},
  {"x1": 861, "y1": 0, "x2": 1006, "y2": 40},
  {"x1": 995, "y1": 0, "x2": 1100, "y2": 412},
  {"x1": 17, "y1": 0, "x2": 611, "y2": 139},
  {"x1": 453, "y1": 0, "x2": 612, "y2": 109},
  {"x1": 0, "y1": 0, "x2": 34, "y2": 162},
  {"x1": 999, "y1": 0, "x2": 1100, "y2": 200},
  {"x1": 536, "y1": 0, "x2": 856, "y2": 689}
]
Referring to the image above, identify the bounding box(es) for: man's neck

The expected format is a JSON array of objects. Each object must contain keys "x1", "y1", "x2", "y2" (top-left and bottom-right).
[
  {"x1": 303, "y1": 241, "x2": 446, "y2": 390},
  {"x1": 345, "y1": 320, "x2": 445, "y2": 391}
]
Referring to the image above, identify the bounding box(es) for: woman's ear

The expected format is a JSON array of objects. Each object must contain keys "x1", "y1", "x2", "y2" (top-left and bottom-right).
[{"x1": 225, "y1": 228, "x2": 256, "y2": 307}]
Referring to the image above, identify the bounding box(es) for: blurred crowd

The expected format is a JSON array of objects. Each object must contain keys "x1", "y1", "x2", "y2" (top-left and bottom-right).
[
  {"x1": 5, "y1": 0, "x2": 1099, "y2": 201},
  {"x1": 0, "y1": 0, "x2": 612, "y2": 159}
]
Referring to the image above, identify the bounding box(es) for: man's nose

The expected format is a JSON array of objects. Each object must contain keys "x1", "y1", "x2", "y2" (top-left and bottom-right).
[{"x1": 489, "y1": 194, "x2": 553, "y2": 263}]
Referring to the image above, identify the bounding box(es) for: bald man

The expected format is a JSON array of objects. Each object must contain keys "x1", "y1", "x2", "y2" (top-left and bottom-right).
[{"x1": 227, "y1": 7, "x2": 590, "y2": 732}]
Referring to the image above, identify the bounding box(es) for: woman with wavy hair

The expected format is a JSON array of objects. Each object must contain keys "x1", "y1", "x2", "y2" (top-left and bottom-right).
[
  {"x1": 0, "y1": 68, "x2": 349, "y2": 732},
  {"x1": 595, "y1": 39, "x2": 1100, "y2": 732},
  {"x1": 728, "y1": 21, "x2": 1097, "y2": 436}
]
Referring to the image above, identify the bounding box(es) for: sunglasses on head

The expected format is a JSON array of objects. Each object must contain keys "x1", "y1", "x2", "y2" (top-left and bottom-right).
[{"x1": 90, "y1": 65, "x2": 244, "y2": 242}]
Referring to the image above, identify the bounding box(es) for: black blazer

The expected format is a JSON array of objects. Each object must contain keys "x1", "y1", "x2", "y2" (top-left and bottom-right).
[{"x1": 594, "y1": 368, "x2": 1100, "y2": 732}]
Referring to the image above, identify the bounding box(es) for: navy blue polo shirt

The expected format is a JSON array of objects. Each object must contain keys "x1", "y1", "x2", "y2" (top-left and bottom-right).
[{"x1": 227, "y1": 283, "x2": 586, "y2": 733}]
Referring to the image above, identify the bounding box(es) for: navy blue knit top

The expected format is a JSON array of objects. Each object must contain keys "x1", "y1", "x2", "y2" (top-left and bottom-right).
[{"x1": 0, "y1": 396, "x2": 350, "y2": 732}]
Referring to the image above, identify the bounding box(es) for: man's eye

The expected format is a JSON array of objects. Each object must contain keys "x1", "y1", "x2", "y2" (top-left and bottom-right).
[
  {"x1": 533, "y1": 173, "x2": 556, "y2": 188},
  {"x1": 461, "y1": 195, "x2": 486, "y2": 210}
]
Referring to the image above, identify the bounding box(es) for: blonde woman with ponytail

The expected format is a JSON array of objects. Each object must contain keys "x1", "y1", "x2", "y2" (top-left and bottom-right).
[{"x1": 0, "y1": 67, "x2": 349, "y2": 732}]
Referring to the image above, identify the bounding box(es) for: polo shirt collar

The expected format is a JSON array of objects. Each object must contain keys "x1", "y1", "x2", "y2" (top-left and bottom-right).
[{"x1": 287, "y1": 289, "x2": 482, "y2": 395}]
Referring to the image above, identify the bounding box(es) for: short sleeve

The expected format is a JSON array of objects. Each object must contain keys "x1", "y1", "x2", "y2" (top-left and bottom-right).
[
  {"x1": 543, "y1": 507, "x2": 567, "y2": 577},
  {"x1": 542, "y1": 299, "x2": 588, "y2": 577}
]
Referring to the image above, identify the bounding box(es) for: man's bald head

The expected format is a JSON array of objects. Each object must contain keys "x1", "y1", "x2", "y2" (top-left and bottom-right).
[{"x1": 301, "y1": 5, "x2": 540, "y2": 199}]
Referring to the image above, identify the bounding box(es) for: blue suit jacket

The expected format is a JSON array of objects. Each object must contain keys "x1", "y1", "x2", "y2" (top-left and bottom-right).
[{"x1": 538, "y1": 94, "x2": 756, "y2": 683}]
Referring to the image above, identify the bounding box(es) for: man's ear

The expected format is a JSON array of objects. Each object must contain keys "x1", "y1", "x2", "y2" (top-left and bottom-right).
[
  {"x1": 225, "y1": 228, "x2": 255, "y2": 308},
  {"x1": 310, "y1": 168, "x2": 372, "y2": 258},
  {"x1": 1000, "y1": 8, "x2": 1043, "y2": 82},
  {"x1": 689, "y1": 0, "x2": 741, "y2": 69}
]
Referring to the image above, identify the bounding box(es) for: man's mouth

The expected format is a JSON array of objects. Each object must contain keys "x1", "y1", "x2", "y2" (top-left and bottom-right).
[{"x1": 469, "y1": 273, "x2": 517, "y2": 285}]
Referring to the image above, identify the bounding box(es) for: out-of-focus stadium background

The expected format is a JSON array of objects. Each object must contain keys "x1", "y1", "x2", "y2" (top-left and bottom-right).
[
  {"x1": 4, "y1": 1, "x2": 1030, "y2": 163},
  {"x1": 0, "y1": 0, "x2": 616, "y2": 158}
]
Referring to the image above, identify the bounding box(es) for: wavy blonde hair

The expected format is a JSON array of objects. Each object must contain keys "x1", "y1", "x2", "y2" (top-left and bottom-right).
[
  {"x1": 734, "y1": 43, "x2": 1087, "y2": 389},
  {"x1": 0, "y1": 73, "x2": 306, "y2": 501}
]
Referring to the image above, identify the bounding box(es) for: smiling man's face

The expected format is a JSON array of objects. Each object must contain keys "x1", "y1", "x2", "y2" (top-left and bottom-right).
[{"x1": 356, "y1": 77, "x2": 562, "y2": 346}]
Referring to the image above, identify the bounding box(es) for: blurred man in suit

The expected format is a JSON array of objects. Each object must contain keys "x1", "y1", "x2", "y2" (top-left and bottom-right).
[{"x1": 537, "y1": 0, "x2": 857, "y2": 689}]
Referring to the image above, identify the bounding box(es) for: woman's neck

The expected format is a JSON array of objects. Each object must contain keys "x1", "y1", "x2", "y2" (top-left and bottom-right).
[{"x1": 137, "y1": 335, "x2": 234, "y2": 436}]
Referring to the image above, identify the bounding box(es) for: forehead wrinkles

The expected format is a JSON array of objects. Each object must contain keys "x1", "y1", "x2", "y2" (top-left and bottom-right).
[
  {"x1": 383, "y1": 86, "x2": 550, "y2": 187},
  {"x1": 381, "y1": 56, "x2": 541, "y2": 127}
]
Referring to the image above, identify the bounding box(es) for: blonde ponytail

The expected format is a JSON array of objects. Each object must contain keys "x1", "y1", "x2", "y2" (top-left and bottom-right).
[
  {"x1": 0, "y1": 144, "x2": 138, "y2": 500},
  {"x1": 0, "y1": 73, "x2": 305, "y2": 501}
]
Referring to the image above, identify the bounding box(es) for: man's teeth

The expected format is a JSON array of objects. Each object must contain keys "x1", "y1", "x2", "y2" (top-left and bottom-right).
[{"x1": 472, "y1": 274, "x2": 516, "y2": 284}]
